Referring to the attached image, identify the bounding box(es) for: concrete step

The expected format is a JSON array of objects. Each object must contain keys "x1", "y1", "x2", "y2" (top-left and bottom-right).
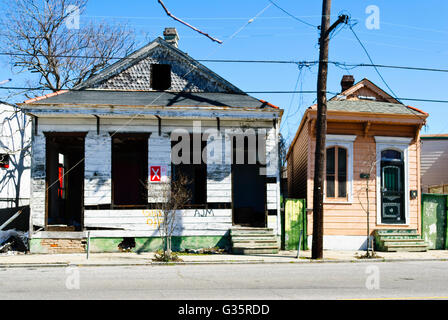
[
  {"x1": 232, "y1": 240, "x2": 279, "y2": 247},
  {"x1": 232, "y1": 246, "x2": 279, "y2": 255},
  {"x1": 382, "y1": 240, "x2": 426, "y2": 246},
  {"x1": 383, "y1": 243, "x2": 427, "y2": 252},
  {"x1": 231, "y1": 234, "x2": 277, "y2": 239},
  {"x1": 230, "y1": 227, "x2": 279, "y2": 254},
  {"x1": 230, "y1": 228, "x2": 274, "y2": 235},
  {"x1": 375, "y1": 229, "x2": 419, "y2": 235},
  {"x1": 232, "y1": 238, "x2": 278, "y2": 243},
  {"x1": 377, "y1": 234, "x2": 421, "y2": 239}
]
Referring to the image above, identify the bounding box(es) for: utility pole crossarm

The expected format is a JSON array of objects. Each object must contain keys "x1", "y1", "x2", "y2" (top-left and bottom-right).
[{"x1": 325, "y1": 14, "x2": 349, "y2": 38}]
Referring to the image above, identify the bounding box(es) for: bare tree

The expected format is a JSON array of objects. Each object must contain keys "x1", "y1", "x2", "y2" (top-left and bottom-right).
[
  {"x1": 148, "y1": 174, "x2": 191, "y2": 262},
  {"x1": 357, "y1": 145, "x2": 378, "y2": 258},
  {"x1": 1, "y1": 0, "x2": 134, "y2": 95}
]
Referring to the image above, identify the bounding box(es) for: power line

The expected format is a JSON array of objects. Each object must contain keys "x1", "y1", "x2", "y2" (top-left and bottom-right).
[
  {"x1": 2, "y1": 86, "x2": 447, "y2": 104},
  {"x1": 1, "y1": 52, "x2": 448, "y2": 73},
  {"x1": 268, "y1": 0, "x2": 317, "y2": 29},
  {"x1": 348, "y1": 22, "x2": 399, "y2": 100}
]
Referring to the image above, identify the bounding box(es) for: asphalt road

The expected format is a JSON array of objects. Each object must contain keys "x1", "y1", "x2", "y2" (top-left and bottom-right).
[{"x1": 0, "y1": 261, "x2": 447, "y2": 300}]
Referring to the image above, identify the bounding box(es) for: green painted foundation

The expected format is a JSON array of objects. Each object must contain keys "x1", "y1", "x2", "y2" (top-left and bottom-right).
[{"x1": 30, "y1": 236, "x2": 230, "y2": 253}]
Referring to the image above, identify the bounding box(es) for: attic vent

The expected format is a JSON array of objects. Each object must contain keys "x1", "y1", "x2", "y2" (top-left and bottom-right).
[
  {"x1": 151, "y1": 64, "x2": 171, "y2": 90},
  {"x1": 358, "y1": 95, "x2": 376, "y2": 101}
]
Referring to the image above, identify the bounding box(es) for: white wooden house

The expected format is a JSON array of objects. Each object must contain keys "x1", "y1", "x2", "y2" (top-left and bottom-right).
[
  {"x1": 20, "y1": 29, "x2": 283, "y2": 253},
  {"x1": 0, "y1": 101, "x2": 31, "y2": 209}
]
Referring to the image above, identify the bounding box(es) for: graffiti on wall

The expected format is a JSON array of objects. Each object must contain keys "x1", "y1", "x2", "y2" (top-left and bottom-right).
[
  {"x1": 142, "y1": 209, "x2": 164, "y2": 227},
  {"x1": 194, "y1": 209, "x2": 214, "y2": 217}
]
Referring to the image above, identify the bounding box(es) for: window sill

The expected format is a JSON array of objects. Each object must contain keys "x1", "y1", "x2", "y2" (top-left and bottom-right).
[
  {"x1": 324, "y1": 199, "x2": 352, "y2": 205},
  {"x1": 376, "y1": 222, "x2": 409, "y2": 227}
]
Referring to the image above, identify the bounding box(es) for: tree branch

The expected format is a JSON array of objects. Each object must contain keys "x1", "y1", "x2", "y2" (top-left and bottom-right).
[{"x1": 157, "y1": 0, "x2": 223, "y2": 44}]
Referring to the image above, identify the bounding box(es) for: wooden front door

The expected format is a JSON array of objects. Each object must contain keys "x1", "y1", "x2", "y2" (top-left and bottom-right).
[{"x1": 380, "y1": 149, "x2": 405, "y2": 224}]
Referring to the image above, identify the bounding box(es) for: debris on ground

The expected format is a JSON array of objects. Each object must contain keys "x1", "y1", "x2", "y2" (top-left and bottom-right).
[
  {"x1": 153, "y1": 249, "x2": 183, "y2": 262},
  {"x1": 183, "y1": 247, "x2": 225, "y2": 255},
  {"x1": 0, "y1": 229, "x2": 28, "y2": 254},
  {"x1": 355, "y1": 251, "x2": 382, "y2": 259}
]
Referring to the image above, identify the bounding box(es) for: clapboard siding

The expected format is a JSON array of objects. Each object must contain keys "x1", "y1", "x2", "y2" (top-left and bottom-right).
[
  {"x1": 30, "y1": 133, "x2": 46, "y2": 227},
  {"x1": 207, "y1": 133, "x2": 231, "y2": 202},
  {"x1": 266, "y1": 182, "x2": 277, "y2": 210},
  {"x1": 84, "y1": 131, "x2": 111, "y2": 205},
  {"x1": 305, "y1": 124, "x2": 420, "y2": 237},
  {"x1": 287, "y1": 120, "x2": 308, "y2": 199},
  {"x1": 148, "y1": 133, "x2": 171, "y2": 202},
  {"x1": 84, "y1": 209, "x2": 232, "y2": 236}
]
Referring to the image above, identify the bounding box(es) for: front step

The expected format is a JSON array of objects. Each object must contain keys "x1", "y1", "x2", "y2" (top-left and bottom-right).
[
  {"x1": 374, "y1": 229, "x2": 427, "y2": 252},
  {"x1": 230, "y1": 227, "x2": 279, "y2": 254}
]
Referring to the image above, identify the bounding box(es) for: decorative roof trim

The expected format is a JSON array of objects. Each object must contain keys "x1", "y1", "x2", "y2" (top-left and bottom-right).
[{"x1": 73, "y1": 37, "x2": 244, "y2": 94}]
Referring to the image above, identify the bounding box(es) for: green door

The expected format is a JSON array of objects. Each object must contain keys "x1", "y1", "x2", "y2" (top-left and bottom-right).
[
  {"x1": 422, "y1": 194, "x2": 447, "y2": 250},
  {"x1": 380, "y1": 150, "x2": 405, "y2": 224}
]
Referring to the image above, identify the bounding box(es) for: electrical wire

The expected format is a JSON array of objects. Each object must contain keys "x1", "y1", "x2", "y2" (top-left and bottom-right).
[{"x1": 268, "y1": 0, "x2": 317, "y2": 29}]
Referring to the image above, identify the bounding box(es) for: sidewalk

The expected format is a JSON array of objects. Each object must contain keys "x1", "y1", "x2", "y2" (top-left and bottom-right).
[{"x1": 1, "y1": 250, "x2": 448, "y2": 267}]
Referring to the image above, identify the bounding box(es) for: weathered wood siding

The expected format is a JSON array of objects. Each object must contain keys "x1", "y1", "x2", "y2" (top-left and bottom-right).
[
  {"x1": 287, "y1": 121, "x2": 309, "y2": 199},
  {"x1": 29, "y1": 117, "x2": 280, "y2": 232},
  {"x1": 148, "y1": 133, "x2": 171, "y2": 202},
  {"x1": 84, "y1": 132, "x2": 111, "y2": 205},
  {"x1": 30, "y1": 133, "x2": 46, "y2": 227},
  {"x1": 207, "y1": 132, "x2": 231, "y2": 203},
  {"x1": 0, "y1": 103, "x2": 31, "y2": 208},
  {"x1": 265, "y1": 127, "x2": 278, "y2": 210},
  {"x1": 84, "y1": 208, "x2": 232, "y2": 236}
]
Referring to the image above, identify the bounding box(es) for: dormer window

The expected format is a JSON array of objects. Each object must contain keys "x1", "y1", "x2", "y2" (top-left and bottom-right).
[{"x1": 151, "y1": 64, "x2": 171, "y2": 90}]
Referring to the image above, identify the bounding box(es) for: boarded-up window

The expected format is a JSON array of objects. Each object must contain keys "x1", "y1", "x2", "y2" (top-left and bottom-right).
[
  {"x1": 171, "y1": 134, "x2": 207, "y2": 207},
  {"x1": 326, "y1": 146, "x2": 347, "y2": 199},
  {"x1": 151, "y1": 64, "x2": 171, "y2": 90},
  {"x1": 112, "y1": 133, "x2": 149, "y2": 206}
]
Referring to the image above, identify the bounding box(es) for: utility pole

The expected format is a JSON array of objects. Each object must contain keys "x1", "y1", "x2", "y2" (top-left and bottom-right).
[{"x1": 312, "y1": 0, "x2": 348, "y2": 259}]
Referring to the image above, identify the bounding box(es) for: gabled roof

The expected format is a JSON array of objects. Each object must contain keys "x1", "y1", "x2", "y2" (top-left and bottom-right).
[
  {"x1": 74, "y1": 37, "x2": 244, "y2": 93},
  {"x1": 309, "y1": 100, "x2": 427, "y2": 116},
  {"x1": 23, "y1": 91, "x2": 271, "y2": 109},
  {"x1": 330, "y1": 78, "x2": 400, "y2": 103},
  {"x1": 286, "y1": 77, "x2": 428, "y2": 160}
]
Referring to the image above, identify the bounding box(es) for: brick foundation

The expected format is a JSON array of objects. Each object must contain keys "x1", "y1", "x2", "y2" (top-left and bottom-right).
[{"x1": 39, "y1": 239, "x2": 86, "y2": 254}]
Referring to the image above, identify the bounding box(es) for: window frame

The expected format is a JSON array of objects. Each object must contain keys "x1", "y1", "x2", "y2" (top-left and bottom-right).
[
  {"x1": 323, "y1": 135, "x2": 355, "y2": 204},
  {"x1": 325, "y1": 145, "x2": 348, "y2": 200},
  {"x1": 171, "y1": 133, "x2": 208, "y2": 208}
]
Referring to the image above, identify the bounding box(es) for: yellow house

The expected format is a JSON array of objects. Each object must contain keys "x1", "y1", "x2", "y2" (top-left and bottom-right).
[{"x1": 286, "y1": 76, "x2": 428, "y2": 251}]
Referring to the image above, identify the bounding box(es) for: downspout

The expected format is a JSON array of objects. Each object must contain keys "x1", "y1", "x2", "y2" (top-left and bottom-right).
[{"x1": 275, "y1": 118, "x2": 281, "y2": 237}]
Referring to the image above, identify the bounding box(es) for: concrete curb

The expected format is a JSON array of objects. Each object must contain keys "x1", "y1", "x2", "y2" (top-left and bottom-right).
[{"x1": 0, "y1": 258, "x2": 447, "y2": 268}]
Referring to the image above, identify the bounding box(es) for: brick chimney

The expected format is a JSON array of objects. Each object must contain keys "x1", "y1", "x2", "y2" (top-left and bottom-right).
[
  {"x1": 163, "y1": 27, "x2": 179, "y2": 48},
  {"x1": 340, "y1": 75, "x2": 355, "y2": 92}
]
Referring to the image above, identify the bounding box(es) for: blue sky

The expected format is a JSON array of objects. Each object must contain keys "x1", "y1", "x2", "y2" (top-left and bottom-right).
[{"x1": 1, "y1": 0, "x2": 447, "y2": 143}]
